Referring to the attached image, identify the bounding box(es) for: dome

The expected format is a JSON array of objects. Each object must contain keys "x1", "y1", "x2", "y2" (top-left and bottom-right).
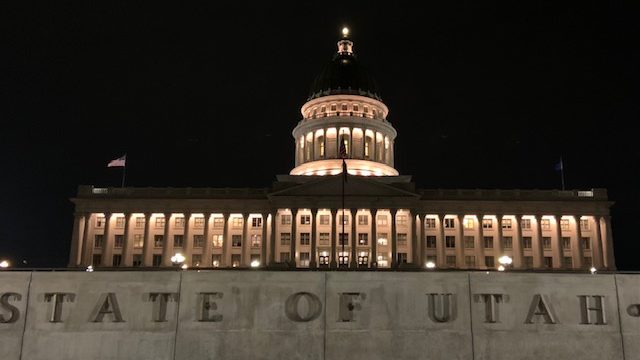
[{"x1": 307, "y1": 36, "x2": 382, "y2": 101}]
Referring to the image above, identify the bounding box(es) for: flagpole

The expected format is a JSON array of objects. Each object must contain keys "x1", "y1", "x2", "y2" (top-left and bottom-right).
[
  {"x1": 341, "y1": 158, "x2": 345, "y2": 268},
  {"x1": 121, "y1": 154, "x2": 127, "y2": 188},
  {"x1": 560, "y1": 157, "x2": 565, "y2": 191}
]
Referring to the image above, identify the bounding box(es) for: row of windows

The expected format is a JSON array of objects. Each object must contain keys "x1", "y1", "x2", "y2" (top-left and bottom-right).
[
  {"x1": 425, "y1": 235, "x2": 593, "y2": 250},
  {"x1": 95, "y1": 216, "x2": 263, "y2": 229},
  {"x1": 427, "y1": 218, "x2": 591, "y2": 231},
  {"x1": 306, "y1": 103, "x2": 381, "y2": 119},
  {"x1": 425, "y1": 255, "x2": 593, "y2": 269},
  {"x1": 94, "y1": 234, "x2": 262, "y2": 249}
]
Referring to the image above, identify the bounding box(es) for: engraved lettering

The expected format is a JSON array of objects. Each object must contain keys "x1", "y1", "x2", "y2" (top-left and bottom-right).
[
  {"x1": 199, "y1": 292, "x2": 223, "y2": 322},
  {"x1": 427, "y1": 293, "x2": 456, "y2": 323},
  {"x1": 578, "y1": 295, "x2": 607, "y2": 325},
  {"x1": 0, "y1": 293, "x2": 21, "y2": 323},
  {"x1": 525, "y1": 294, "x2": 556, "y2": 324},
  {"x1": 474, "y1": 294, "x2": 504, "y2": 323},
  {"x1": 91, "y1": 293, "x2": 124, "y2": 322},
  {"x1": 339, "y1": 292, "x2": 364, "y2": 322},
  {"x1": 285, "y1": 292, "x2": 322, "y2": 322},
  {"x1": 44, "y1": 293, "x2": 75, "y2": 323},
  {"x1": 149, "y1": 293, "x2": 179, "y2": 322}
]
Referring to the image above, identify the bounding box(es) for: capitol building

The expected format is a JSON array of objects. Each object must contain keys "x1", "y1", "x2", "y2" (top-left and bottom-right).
[{"x1": 68, "y1": 29, "x2": 615, "y2": 272}]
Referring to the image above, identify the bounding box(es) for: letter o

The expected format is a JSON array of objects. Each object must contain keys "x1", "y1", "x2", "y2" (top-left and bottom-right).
[
  {"x1": 285, "y1": 292, "x2": 322, "y2": 322},
  {"x1": 627, "y1": 304, "x2": 640, "y2": 317}
]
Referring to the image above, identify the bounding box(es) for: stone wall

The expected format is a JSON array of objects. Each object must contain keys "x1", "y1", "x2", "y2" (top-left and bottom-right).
[{"x1": 0, "y1": 271, "x2": 635, "y2": 359}]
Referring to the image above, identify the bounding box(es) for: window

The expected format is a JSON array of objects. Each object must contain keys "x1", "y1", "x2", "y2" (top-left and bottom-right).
[
  {"x1": 563, "y1": 256, "x2": 573, "y2": 268},
  {"x1": 483, "y1": 236, "x2": 493, "y2": 249},
  {"x1": 463, "y1": 218, "x2": 474, "y2": 230},
  {"x1": 154, "y1": 235, "x2": 164, "y2": 248},
  {"x1": 485, "y1": 256, "x2": 495, "y2": 268},
  {"x1": 397, "y1": 233, "x2": 408, "y2": 246},
  {"x1": 341, "y1": 103, "x2": 348, "y2": 111},
  {"x1": 319, "y1": 251, "x2": 330, "y2": 265},
  {"x1": 377, "y1": 215, "x2": 388, "y2": 226},
  {"x1": 523, "y1": 236, "x2": 532, "y2": 249},
  {"x1": 377, "y1": 254, "x2": 389, "y2": 267},
  {"x1": 319, "y1": 233, "x2": 330, "y2": 245},
  {"x1": 581, "y1": 237, "x2": 591, "y2": 250},
  {"x1": 446, "y1": 255, "x2": 456, "y2": 267},
  {"x1": 193, "y1": 235, "x2": 205, "y2": 248},
  {"x1": 252, "y1": 217, "x2": 262, "y2": 228},
  {"x1": 320, "y1": 106, "x2": 326, "y2": 113},
  {"x1": 280, "y1": 233, "x2": 291, "y2": 245},
  {"x1": 281, "y1": 214, "x2": 292, "y2": 225},
  {"x1": 134, "y1": 217, "x2": 145, "y2": 229},
  {"x1": 502, "y1": 219, "x2": 512, "y2": 230},
  {"x1": 377, "y1": 233, "x2": 388, "y2": 246},
  {"x1": 544, "y1": 257, "x2": 553, "y2": 268},
  {"x1": 560, "y1": 219, "x2": 570, "y2": 231},
  {"x1": 353, "y1": 105, "x2": 359, "y2": 112},
  {"x1": 464, "y1": 236, "x2": 475, "y2": 249},
  {"x1": 562, "y1": 237, "x2": 571, "y2": 250},
  {"x1": 175, "y1": 217, "x2": 185, "y2": 228},
  {"x1": 232, "y1": 217, "x2": 243, "y2": 229},
  {"x1": 330, "y1": 104, "x2": 337, "y2": 112},
  {"x1": 444, "y1": 218, "x2": 455, "y2": 229},
  {"x1": 114, "y1": 235, "x2": 124, "y2": 248},
  {"x1": 152, "y1": 254, "x2": 162, "y2": 267},
  {"x1": 94, "y1": 235, "x2": 104, "y2": 248},
  {"x1": 194, "y1": 217, "x2": 205, "y2": 229},
  {"x1": 425, "y1": 218, "x2": 436, "y2": 228},
  {"x1": 339, "y1": 214, "x2": 349, "y2": 225},
  {"x1": 300, "y1": 252, "x2": 310, "y2": 267},
  {"x1": 524, "y1": 256, "x2": 534, "y2": 269},
  {"x1": 358, "y1": 233, "x2": 368, "y2": 246},
  {"x1": 584, "y1": 256, "x2": 592, "y2": 267},
  {"x1": 300, "y1": 233, "x2": 310, "y2": 245},
  {"x1": 212, "y1": 235, "x2": 223, "y2": 248},
  {"x1": 133, "y1": 234, "x2": 144, "y2": 248},
  {"x1": 231, "y1": 254, "x2": 241, "y2": 267},
  {"x1": 543, "y1": 237, "x2": 552, "y2": 249},
  {"x1": 300, "y1": 215, "x2": 311, "y2": 225},
  {"x1": 212, "y1": 254, "x2": 222, "y2": 267},
  {"x1": 155, "y1": 217, "x2": 165, "y2": 229},
  {"x1": 358, "y1": 215, "x2": 368, "y2": 225},
  {"x1": 465, "y1": 256, "x2": 476, "y2": 267},
  {"x1": 319, "y1": 215, "x2": 330, "y2": 225},
  {"x1": 339, "y1": 251, "x2": 349, "y2": 266},
  {"x1": 92, "y1": 254, "x2": 102, "y2": 266},
  {"x1": 364, "y1": 106, "x2": 369, "y2": 113},
  {"x1": 445, "y1": 236, "x2": 455, "y2": 248},
  {"x1": 339, "y1": 233, "x2": 349, "y2": 246},
  {"x1": 112, "y1": 254, "x2": 122, "y2": 267},
  {"x1": 319, "y1": 139, "x2": 325, "y2": 157},
  {"x1": 192, "y1": 254, "x2": 202, "y2": 267},
  {"x1": 503, "y1": 236, "x2": 513, "y2": 249},
  {"x1": 396, "y1": 215, "x2": 407, "y2": 226},
  {"x1": 580, "y1": 219, "x2": 590, "y2": 231},
  {"x1": 521, "y1": 219, "x2": 532, "y2": 230},
  {"x1": 358, "y1": 252, "x2": 368, "y2": 265},
  {"x1": 482, "y1": 219, "x2": 493, "y2": 229},
  {"x1": 132, "y1": 254, "x2": 142, "y2": 267},
  {"x1": 398, "y1": 253, "x2": 408, "y2": 264},
  {"x1": 174, "y1": 235, "x2": 184, "y2": 248},
  {"x1": 213, "y1": 217, "x2": 224, "y2": 228},
  {"x1": 251, "y1": 234, "x2": 262, "y2": 247},
  {"x1": 115, "y1": 216, "x2": 125, "y2": 228},
  {"x1": 426, "y1": 236, "x2": 437, "y2": 248},
  {"x1": 278, "y1": 252, "x2": 290, "y2": 262},
  {"x1": 541, "y1": 219, "x2": 551, "y2": 231},
  {"x1": 96, "y1": 216, "x2": 105, "y2": 228},
  {"x1": 232, "y1": 235, "x2": 242, "y2": 247}
]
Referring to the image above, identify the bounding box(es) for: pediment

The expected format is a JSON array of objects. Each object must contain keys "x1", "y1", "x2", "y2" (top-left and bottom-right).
[{"x1": 269, "y1": 175, "x2": 420, "y2": 199}]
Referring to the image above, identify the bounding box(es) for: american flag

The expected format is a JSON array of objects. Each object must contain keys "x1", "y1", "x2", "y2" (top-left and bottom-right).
[
  {"x1": 107, "y1": 154, "x2": 126, "y2": 167},
  {"x1": 339, "y1": 139, "x2": 348, "y2": 159}
]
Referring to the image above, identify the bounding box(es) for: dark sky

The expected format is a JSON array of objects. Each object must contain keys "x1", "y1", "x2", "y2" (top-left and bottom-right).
[{"x1": 1, "y1": 2, "x2": 638, "y2": 269}]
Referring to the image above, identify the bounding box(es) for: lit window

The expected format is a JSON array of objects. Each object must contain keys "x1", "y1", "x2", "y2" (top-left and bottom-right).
[
  {"x1": 463, "y1": 218, "x2": 474, "y2": 230},
  {"x1": 377, "y1": 233, "x2": 388, "y2": 245},
  {"x1": 541, "y1": 219, "x2": 551, "y2": 231},
  {"x1": 396, "y1": 215, "x2": 407, "y2": 226},
  {"x1": 358, "y1": 215, "x2": 368, "y2": 225},
  {"x1": 232, "y1": 217, "x2": 243, "y2": 229},
  {"x1": 213, "y1": 217, "x2": 224, "y2": 228},
  {"x1": 231, "y1": 254, "x2": 241, "y2": 267},
  {"x1": 194, "y1": 217, "x2": 205, "y2": 229},
  {"x1": 501, "y1": 219, "x2": 512, "y2": 229},
  {"x1": 155, "y1": 217, "x2": 166, "y2": 229},
  {"x1": 358, "y1": 233, "x2": 368, "y2": 245},
  {"x1": 115, "y1": 217, "x2": 125, "y2": 228},
  {"x1": 300, "y1": 252, "x2": 310, "y2": 267},
  {"x1": 319, "y1": 215, "x2": 330, "y2": 225},
  {"x1": 482, "y1": 219, "x2": 493, "y2": 229},
  {"x1": 339, "y1": 214, "x2": 349, "y2": 225},
  {"x1": 300, "y1": 215, "x2": 311, "y2": 225},
  {"x1": 319, "y1": 252, "x2": 330, "y2": 265},
  {"x1": 580, "y1": 219, "x2": 590, "y2": 231},
  {"x1": 560, "y1": 219, "x2": 570, "y2": 231},
  {"x1": 251, "y1": 234, "x2": 262, "y2": 247},
  {"x1": 212, "y1": 235, "x2": 223, "y2": 248},
  {"x1": 377, "y1": 215, "x2": 388, "y2": 226},
  {"x1": 212, "y1": 254, "x2": 221, "y2": 267},
  {"x1": 377, "y1": 254, "x2": 388, "y2": 267},
  {"x1": 175, "y1": 217, "x2": 185, "y2": 228},
  {"x1": 280, "y1": 233, "x2": 291, "y2": 245},
  {"x1": 357, "y1": 251, "x2": 368, "y2": 265},
  {"x1": 300, "y1": 233, "x2": 310, "y2": 245},
  {"x1": 135, "y1": 216, "x2": 145, "y2": 229},
  {"x1": 192, "y1": 254, "x2": 202, "y2": 267},
  {"x1": 96, "y1": 216, "x2": 105, "y2": 228},
  {"x1": 339, "y1": 252, "x2": 349, "y2": 266},
  {"x1": 133, "y1": 234, "x2": 144, "y2": 248}
]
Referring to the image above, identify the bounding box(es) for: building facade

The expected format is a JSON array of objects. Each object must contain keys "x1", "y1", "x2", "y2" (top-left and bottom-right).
[{"x1": 68, "y1": 30, "x2": 615, "y2": 271}]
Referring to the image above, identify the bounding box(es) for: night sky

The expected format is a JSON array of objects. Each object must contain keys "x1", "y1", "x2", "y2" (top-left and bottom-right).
[{"x1": 1, "y1": 2, "x2": 638, "y2": 269}]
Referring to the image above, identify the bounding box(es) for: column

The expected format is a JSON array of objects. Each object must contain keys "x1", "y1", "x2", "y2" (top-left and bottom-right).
[
  {"x1": 552, "y1": 215, "x2": 563, "y2": 269},
  {"x1": 602, "y1": 216, "x2": 616, "y2": 270},
  {"x1": 241, "y1": 212, "x2": 249, "y2": 266},
  {"x1": 269, "y1": 209, "x2": 277, "y2": 265},
  {"x1": 330, "y1": 209, "x2": 338, "y2": 268},
  {"x1": 456, "y1": 214, "x2": 465, "y2": 268},
  {"x1": 142, "y1": 213, "x2": 155, "y2": 266},
  {"x1": 417, "y1": 214, "x2": 424, "y2": 266},
  {"x1": 573, "y1": 216, "x2": 584, "y2": 269},
  {"x1": 349, "y1": 127, "x2": 354, "y2": 158},
  {"x1": 350, "y1": 208, "x2": 358, "y2": 268},
  {"x1": 310, "y1": 209, "x2": 318, "y2": 269},
  {"x1": 80, "y1": 213, "x2": 93, "y2": 266},
  {"x1": 390, "y1": 209, "x2": 398, "y2": 268},
  {"x1": 68, "y1": 213, "x2": 84, "y2": 267},
  {"x1": 513, "y1": 215, "x2": 524, "y2": 269},
  {"x1": 437, "y1": 214, "x2": 446, "y2": 267},
  {"x1": 183, "y1": 213, "x2": 193, "y2": 265},
  {"x1": 371, "y1": 209, "x2": 378, "y2": 268},
  {"x1": 122, "y1": 213, "x2": 134, "y2": 267},
  {"x1": 162, "y1": 213, "x2": 173, "y2": 266},
  {"x1": 410, "y1": 210, "x2": 418, "y2": 264},
  {"x1": 533, "y1": 215, "x2": 544, "y2": 269},
  {"x1": 203, "y1": 213, "x2": 213, "y2": 267},
  {"x1": 101, "y1": 212, "x2": 113, "y2": 267},
  {"x1": 222, "y1": 213, "x2": 230, "y2": 267},
  {"x1": 495, "y1": 215, "x2": 504, "y2": 256},
  {"x1": 592, "y1": 216, "x2": 604, "y2": 269},
  {"x1": 291, "y1": 208, "x2": 298, "y2": 267},
  {"x1": 476, "y1": 214, "x2": 485, "y2": 269},
  {"x1": 323, "y1": 129, "x2": 328, "y2": 159},
  {"x1": 261, "y1": 213, "x2": 269, "y2": 267}
]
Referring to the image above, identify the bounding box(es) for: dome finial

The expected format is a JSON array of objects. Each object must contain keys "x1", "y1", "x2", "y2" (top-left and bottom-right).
[{"x1": 337, "y1": 26, "x2": 354, "y2": 55}]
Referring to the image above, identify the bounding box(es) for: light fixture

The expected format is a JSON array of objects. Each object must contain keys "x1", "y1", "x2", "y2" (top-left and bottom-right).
[
  {"x1": 342, "y1": 27, "x2": 349, "y2": 37},
  {"x1": 425, "y1": 261, "x2": 436, "y2": 269},
  {"x1": 181, "y1": 264, "x2": 188, "y2": 270},
  {"x1": 251, "y1": 260, "x2": 260, "y2": 268},
  {"x1": 498, "y1": 255, "x2": 513, "y2": 266},
  {"x1": 590, "y1": 266, "x2": 597, "y2": 274},
  {"x1": 171, "y1": 253, "x2": 186, "y2": 264},
  {"x1": 85, "y1": 265, "x2": 94, "y2": 272},
  {"x1": 498, "y1": 265, "x2": 505, "y2": 272},
  {"x1": 0, "y1": 260, "x2": 9, "y2": 269}
]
